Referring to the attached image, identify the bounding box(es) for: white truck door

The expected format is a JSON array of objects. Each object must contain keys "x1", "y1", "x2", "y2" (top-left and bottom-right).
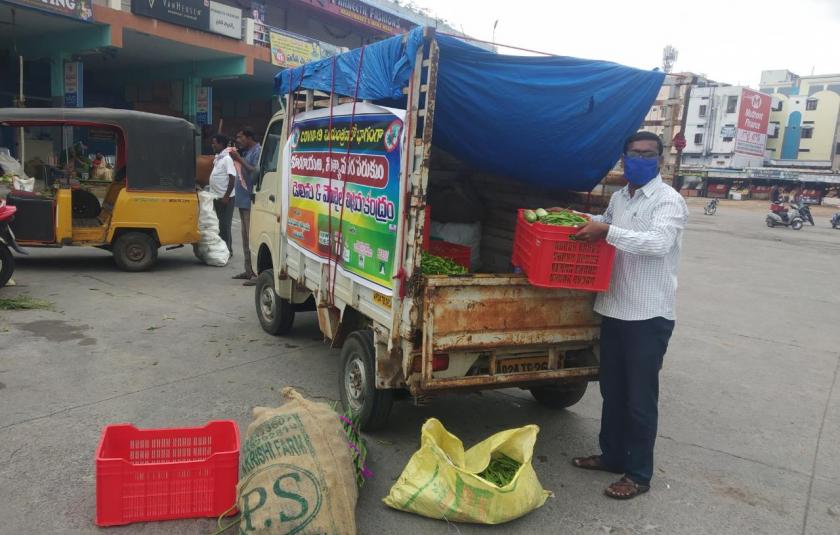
[{"x1": 250, "y1": 119, "x2": 284, "y2": 275}]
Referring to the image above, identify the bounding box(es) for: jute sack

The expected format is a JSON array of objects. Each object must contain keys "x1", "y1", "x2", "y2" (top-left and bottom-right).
[{"x1": 237, "y1": 388, "x2": 358, "y2": 534}]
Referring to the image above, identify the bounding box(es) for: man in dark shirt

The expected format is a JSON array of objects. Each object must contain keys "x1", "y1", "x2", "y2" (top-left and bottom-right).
[{"x1": 230, "y1": 127, "x2": 262, "y2": 285}]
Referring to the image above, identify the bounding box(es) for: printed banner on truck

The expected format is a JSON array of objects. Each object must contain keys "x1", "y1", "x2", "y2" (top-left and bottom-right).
[
  {"x1": 284, "y1": 104, "x2": 404, "y2": 295},
  {"x1": 734, "y1": 88, "x2": 771, "y2": 157}
]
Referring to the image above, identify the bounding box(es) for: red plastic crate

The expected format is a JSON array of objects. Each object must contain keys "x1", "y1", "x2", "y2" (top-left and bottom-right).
[
  {"x1": 512, "y1": 209, "x2": 615, "y2": 291},
  {"x1": 429, "y1": 240, "x2": 471, "y2": 270},
  {"x1": 95, "y1": 421, "x2": 240, "y2": 527}
]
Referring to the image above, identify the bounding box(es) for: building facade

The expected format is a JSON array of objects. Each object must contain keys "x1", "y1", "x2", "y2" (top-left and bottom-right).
[
  {"x1": 760, "y1": 70, "x2": 840, "y2": 171},
  {"x1": 680, "y1": 85, "x2": 771, "y2": 170},
  {"x1": 0, "y1": 0, "x2": 447, "y2": 143}
]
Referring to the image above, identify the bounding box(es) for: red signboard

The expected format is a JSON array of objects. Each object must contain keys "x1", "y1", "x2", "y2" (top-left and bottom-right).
[
  {"x1": 734, "y1": 88, "x2": 771, "y2": 157},
  {"x1": 291, "y1": 0, "x2": 412, "y2": 34}
]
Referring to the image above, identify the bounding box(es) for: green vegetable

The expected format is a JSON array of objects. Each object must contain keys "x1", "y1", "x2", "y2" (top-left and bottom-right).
[
  {"x1": 421, "y1": 252, "x2": 468, "y2": 276},
  {"x1": 477, "y1": 454, "x2": 521, "y2": 487},
  {"x1": 523, "y1": 209, "x2": 538, "y2": 223},
  {"x1": 534, "y1": 208, "x2": 549, "y2": 219},
  {"x1": 531, "y1": 208, "x2": 589, "y2": 227}
]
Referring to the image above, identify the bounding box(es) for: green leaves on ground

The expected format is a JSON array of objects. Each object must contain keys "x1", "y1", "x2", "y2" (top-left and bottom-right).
[{"x1": 0, "y1": 296, "x2": 53, "y2": 311}]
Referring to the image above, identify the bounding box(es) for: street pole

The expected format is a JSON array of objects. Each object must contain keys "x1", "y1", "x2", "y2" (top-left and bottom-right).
[{"x1": 673, "y1": 76, "x2": 695, "y2": 190}]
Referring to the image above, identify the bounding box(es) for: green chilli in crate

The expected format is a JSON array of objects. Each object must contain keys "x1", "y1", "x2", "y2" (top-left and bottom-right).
[{"x1": 523, "y1": 208, "x2": 589, "y2": 226}]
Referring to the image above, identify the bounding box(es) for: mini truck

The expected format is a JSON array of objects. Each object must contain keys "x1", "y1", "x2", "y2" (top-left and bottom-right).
[{"x1": 249, "y1": 28, "x2": 664, "y2": 430}]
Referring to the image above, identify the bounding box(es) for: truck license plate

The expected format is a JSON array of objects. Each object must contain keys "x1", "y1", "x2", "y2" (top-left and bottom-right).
[{"x1": 497, "y1": 356, "x2": 550, "y2": 374}]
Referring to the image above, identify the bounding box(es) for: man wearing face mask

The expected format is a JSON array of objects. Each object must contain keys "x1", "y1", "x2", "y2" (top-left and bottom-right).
[{"x1": 569, "y1": 131, "x2": 689, "y2": 500}]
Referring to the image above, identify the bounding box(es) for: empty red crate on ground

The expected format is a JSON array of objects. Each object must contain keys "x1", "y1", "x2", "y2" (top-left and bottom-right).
[
  {"x1": 95, "y1": 420, "x2": 240, "y2": 527},
  {"x1": 429, "y1": 240, "x2": 471, "y2": 270},
  {"x1": 512, "y1": 209, "x2": 615, "y2": 292}
]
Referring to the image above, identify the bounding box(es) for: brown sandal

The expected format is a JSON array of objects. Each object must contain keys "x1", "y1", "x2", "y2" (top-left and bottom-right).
[
  {"x1": 604, "y1": 476, "x2": 650, "y2": 500},
  {"x1": 571, "y1": 455, "x2": 622, "y2": 474}
]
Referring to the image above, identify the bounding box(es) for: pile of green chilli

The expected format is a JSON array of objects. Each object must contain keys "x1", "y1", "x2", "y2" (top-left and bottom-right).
[
  {"x1": 476, "y1": 454, "x2": 522, "y2": 487},
  {"x1": 523, "y1": 208, "x2": 588, "y2": 226},
  {"x1": 421, "y1": 252, "x2": 467, "y2": 276}
]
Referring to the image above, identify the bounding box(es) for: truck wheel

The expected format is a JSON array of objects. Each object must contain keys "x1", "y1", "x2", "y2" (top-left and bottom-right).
[
  {"x1": 113, "y1": 232, "x2": 157, "y2": 271},
  {"x1": 0, "y1": 244, "x2": 13, "y2": 288},
  {"x1": 340, "y1": 330, "x2": 393, "y2": 431},
  {"x1": 255, "y1": 270, "x2": 294, "y2": 335},
  {"x1": 530, "y1": 382, "x2": 588, "y2": 409}
]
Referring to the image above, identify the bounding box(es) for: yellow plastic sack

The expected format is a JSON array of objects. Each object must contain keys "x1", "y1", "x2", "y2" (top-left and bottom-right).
[{"x1": 383, "y1": 418, "x2": 551, "y2": 524}]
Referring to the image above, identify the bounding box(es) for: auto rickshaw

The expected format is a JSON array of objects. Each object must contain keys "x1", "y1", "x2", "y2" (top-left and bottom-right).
[{"x1": 0, "y1": 108, "x2": 200, "y2": 271}]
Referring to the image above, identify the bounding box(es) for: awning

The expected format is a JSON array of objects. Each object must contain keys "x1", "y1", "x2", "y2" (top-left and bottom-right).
[{"x1": 276, "y1": 27, "x2": 665, "y2": 191}]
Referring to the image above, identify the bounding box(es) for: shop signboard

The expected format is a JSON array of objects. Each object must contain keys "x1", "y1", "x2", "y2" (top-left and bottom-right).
[
  {"x1": 64, "y1": 62, "x2": 83, "y2": 108},
  {"x1": 269, "y1": 28, "x2": 342, "y2": 68},
  {"x1": 196, "y1": 86, "x2": 212, "y2": 126},
  {"x1": 746, "y1": 168, "x2": 800, "y2": 180},
  {"x1": 734, "y1": 88, "x2": 771, "y2": 157},
  {"x1": 4, "y1": 0, "x2": 93, "y2": 21},
  {"x1": 131, "y1": 0, "x2": 209, "y2": 32},
  {"x1": 209, "y1": 0, "x2": 242, "y2": 39},
  {"x1": 284, "y1": 104, "x2": 404, "y2": 295},
  {"x1": 291, "y1": 0, "x2": 411, "y2": 34}
]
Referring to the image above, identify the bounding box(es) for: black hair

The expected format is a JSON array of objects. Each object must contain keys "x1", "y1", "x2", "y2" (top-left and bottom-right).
[
  {"x1": 210, "y1": 134, "x2": 229, "y2": 146},
  {"x1": 623, "y1": 131, "x2": 664, "y2": 155},
  {"x1": 237, "y1": 127, "x2": 256, "y2": 141}
]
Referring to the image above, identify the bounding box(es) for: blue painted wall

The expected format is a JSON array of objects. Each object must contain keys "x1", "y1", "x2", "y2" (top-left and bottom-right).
[{"x1": 781, "y1": 111, "x2": 802, "y2": 159}]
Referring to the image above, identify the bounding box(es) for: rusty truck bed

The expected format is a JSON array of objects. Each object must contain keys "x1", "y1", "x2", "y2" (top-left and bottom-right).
[{"x1": 409, "y1": 274, "x2": 601, "y2": 394}]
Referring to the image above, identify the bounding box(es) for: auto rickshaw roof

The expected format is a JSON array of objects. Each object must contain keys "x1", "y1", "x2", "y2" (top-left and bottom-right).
[{"x1": 0, "y1": 108, "x2": 197, "y2": 192}]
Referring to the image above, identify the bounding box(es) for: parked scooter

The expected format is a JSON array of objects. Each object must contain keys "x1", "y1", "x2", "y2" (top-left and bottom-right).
[
  {"x1": 0, "y1": 200, "x2": 27, "y2": 287},
  {"x1": 793, "y1": 202, "x2": 815, "y2": 226},
  {"x1": 704, "y1": 198, "x2": 719, "y2": 215},
  {"x1": 831, "y1": 212, "x2": 840, "y2": 229},
  {"x1": 766, "y1": 202, "x2": 804, "y2": 230}
]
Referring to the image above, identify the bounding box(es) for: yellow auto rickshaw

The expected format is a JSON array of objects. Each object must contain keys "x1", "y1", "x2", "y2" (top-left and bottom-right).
[{"x1": 0, "y1": 108, "x2": 200, "y2": 271}]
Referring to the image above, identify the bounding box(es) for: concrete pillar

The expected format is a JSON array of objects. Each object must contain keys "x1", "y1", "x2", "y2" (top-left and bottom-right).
[
  {"x1": 183, "y1": 76, "x2": 199, "y2": 125},
  {"x1": 50, "y1": 52, "x2": 69, "y2": 106}
]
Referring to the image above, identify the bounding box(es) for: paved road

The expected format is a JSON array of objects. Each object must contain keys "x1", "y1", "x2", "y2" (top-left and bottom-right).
[{"x1": 1, "y1": 200, "x2": 839, "y2": 534}]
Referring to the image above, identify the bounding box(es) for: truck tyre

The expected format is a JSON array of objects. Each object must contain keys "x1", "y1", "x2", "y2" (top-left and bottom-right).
[
  {"x1": 113, "y1": 232, "x2": 157, "y2": 271},
  {"x1": 340, "y1": 330, "x2": 393, "y2": 431},
  {"x1": 0, "y1": 244, "x2": 13, "y2": 288},
  {"x1": 530, "y1": 382, "x2": 588, "y2": 409},
  {"x1": 255, "y1": 269, "x2": 295, "y2": 335}
]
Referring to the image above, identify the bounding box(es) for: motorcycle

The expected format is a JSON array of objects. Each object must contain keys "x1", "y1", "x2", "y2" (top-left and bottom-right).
[
  {"x1": 793, "y1": 202, "x2": 815, "y2": 226},
  {"x1": 0, "y1": 200, "x2": 28, "y2": 287},
  {"x1": 832, "y1": 212, "x2": 840, "y2": 229},
  {"x1": 766, "y1": 202, "x2": 804, "y2": 230},
  {"x1": 704, "y1": 198, "x2": 719, "y2": 215}
]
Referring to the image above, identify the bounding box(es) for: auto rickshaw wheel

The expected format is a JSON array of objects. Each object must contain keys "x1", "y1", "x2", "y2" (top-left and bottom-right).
[
  {"x1": 339, "y1": 330, "x2": 393, "y2": 431},
  {"x1": 530, "y1": 382, "x2": 588, "y2": 409},
  {"x1": 254, "y1": 269, "x2": 295, "y2": 335},
  {"x1": 113, "y1": 232, "x2": 158, "y2": 272},
  {"x1": 0, "y1": 244, "x2": 13, "y2": 288}
]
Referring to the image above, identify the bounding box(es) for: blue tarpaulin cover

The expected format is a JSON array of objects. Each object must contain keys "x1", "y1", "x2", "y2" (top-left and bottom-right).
[{"x1": 276, "y1": 27, "x2": 664, "y2": 191}]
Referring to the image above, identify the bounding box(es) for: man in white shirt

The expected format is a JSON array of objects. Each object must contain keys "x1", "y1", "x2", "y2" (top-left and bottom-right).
[
  {"x1": 209, "y1": 134, "x2": 236, "y2": 254},
  {"x1": 570, "y1": 131, "x2": 689, "y2": 500}
]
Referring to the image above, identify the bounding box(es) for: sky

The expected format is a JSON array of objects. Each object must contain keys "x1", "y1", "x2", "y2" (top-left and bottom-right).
[{"x1": 408, "y1": 0, "x2": 840, "y2": 87}]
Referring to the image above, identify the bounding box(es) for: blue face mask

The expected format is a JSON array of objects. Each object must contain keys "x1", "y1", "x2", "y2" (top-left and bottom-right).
[{"x1": 623, "y1": 157, "x2": 659, "y2": 186}]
